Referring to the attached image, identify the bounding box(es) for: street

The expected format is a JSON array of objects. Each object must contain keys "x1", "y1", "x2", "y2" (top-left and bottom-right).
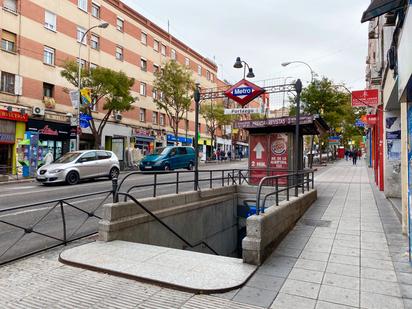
[{"x1": 0, "y1": 161, "x2": 247, "y2": 264}]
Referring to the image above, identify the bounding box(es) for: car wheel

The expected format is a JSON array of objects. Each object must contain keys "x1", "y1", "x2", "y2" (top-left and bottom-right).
[
  {"x1": 187, "y1": 162, "x2": 194, "y2": 170},
  {"x1": 66, "y1": 171, "x2": 79, "y2": 185},
  {"x1": 109, "y1": 167, "x2": 119, "y2": 179},
  {"x1": 164, "y1": 164, "x2": 170, "y2": 171}
]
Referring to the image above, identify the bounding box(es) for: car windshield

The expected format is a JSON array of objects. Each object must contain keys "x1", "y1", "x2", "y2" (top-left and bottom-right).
[
  {"x1": 53, "y1": 152, "x2": 81, "y2": 163},
  {"x1": 153, "y1": 147, "x2": 169, "y2": 155}
]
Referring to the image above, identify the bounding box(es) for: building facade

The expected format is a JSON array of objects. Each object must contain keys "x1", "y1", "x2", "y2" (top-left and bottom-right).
[{"x1": 0, "y1": 0, "x2": 218, "y2": 171}]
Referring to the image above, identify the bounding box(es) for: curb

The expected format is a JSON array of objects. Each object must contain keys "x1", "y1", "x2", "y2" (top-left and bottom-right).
[{"x1": 0, "y1": 178, "x2": 36, "y2": 186}]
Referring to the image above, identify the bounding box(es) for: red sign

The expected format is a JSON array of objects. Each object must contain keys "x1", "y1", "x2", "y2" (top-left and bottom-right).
[
  {"x1": 0, "y1": 110, "x2": 28, "y2": 122},
  {"x1": 351, "y1": 89, "x2": 379, "y2": 107},
  {"x1": 225, "y1": 79, "x2": 265, "y2": 107},
  {"x1": 269, "y1": 133, "x2": 288, "y2": 185},
  {"x1": 249, "y1": 135, "x2": 269, "y2": 185},
  {"x1": 366, "y1": 114, "x2": 377, "y2": 125}
]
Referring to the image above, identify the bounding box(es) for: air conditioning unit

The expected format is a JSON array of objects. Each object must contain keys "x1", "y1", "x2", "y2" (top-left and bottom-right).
[
  {"x1": 32, "y1": 106, "x2": 45, "y2": 116},
  {"x1": 114, "y1": 113, "x2": 122, "y2": 122}
]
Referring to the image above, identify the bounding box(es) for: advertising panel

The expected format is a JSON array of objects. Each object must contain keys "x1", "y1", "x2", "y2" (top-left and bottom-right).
[
  {"x1": 249, "y1": 135, "x2": 268, "y2": 185},
  {"x1": 269, "y1": 133, "x2": 288, "y2": 185},
  {"x1": 351, "y1": 89, "x2": 379, "y2": 107}
]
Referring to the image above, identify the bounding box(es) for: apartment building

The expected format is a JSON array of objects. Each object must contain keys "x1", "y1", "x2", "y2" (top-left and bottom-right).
[{"x1": 0, "y1": 0, "x2": 217, "y2": 171}]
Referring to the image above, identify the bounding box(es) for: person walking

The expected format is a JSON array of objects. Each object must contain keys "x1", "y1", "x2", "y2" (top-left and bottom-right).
[
  {"x1": 345, "y1": 149, "x2": 349, "y2": 161},
  {"x1": 352, "y1": 149, "x2": 358, "y2": 165}
]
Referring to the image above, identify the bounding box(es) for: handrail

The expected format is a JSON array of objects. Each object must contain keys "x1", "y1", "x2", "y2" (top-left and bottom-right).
[{"x1": 117, "y1": 192, "x2": 219, "y2": 255}]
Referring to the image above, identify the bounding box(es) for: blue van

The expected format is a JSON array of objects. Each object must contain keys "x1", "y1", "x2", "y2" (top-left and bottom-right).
[{"x1": 139, "y1": 146, "x2": 196, "y2": 171}]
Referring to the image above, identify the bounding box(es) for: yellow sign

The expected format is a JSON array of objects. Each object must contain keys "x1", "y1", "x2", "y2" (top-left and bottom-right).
[
  {"x1": 80, "y1": 88, "x2": 91, "y2": 105},
  {"x1": 232, "y1": 128, "x2": 239, "y2": 134},
  {"x1": 198, "y1": 138, "x2": 212, "y2": 146}
]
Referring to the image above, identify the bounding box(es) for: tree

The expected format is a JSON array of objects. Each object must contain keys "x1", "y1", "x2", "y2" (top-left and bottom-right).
[
  {"x1": 200, "y1": 101, "x2": 232, "y2": 151},
  {"x1": 61, "y1": 61, "x2": 135, "y2": 149},
  {"x1": 153, "y1": 60, "x2": 195, "y2": 142}
]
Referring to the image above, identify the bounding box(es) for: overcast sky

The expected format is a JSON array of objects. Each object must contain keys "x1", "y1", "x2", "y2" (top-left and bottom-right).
[{"x1": 122, "y1": 0, "x2": 370, "y2": 109}]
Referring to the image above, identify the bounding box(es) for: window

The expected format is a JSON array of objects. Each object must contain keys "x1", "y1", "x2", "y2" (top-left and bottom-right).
[
  {"x1": 153, "y1": 64, "x2": 159, "y2": 73},
  {"x1": 115, "y1": 46, "x2": 123, "y2": 60},
  {"x1": 206, "y1": 70, "x2": 211, "y2": 81},
  {"x1": 90, "y1": 34, "x2": 99, "y2": 50},
  {"x1": 211, "y1": 73, "x2": 214, "y2": 82},
  {"x1": 185, "y1": 57, "x2": 190, "y2": 67},
  {"x1": 43, "y1": 83, "x2": 54, "y2": 98},
  {"x1": 91, "y1": 2, "x2": 100, "y2": 18},
  {"x1": 140, "y1": 82, "x2": 146, "y2": 96},
  {"x1": 178, "y1": 147, "x2": 187, "y2": 155},
  {"x1": 116, "y1": 17, "x2": 124, "y2": 32},
  {"x1": 152, "y1": 112, "x2": 158, "y2": 125},
  {"x1": 78, "y1": 0, "x2": 88, "y2": 12},
  {"x1": 152, "y1": 89, "x2": 157, "y2": 99},
  {"x1": 90, "y1": 63, "x2": 98, "y2": 70},
  {"x1": 140, "y1": 58, "x2": 147, "y2": 71},
  {"x1": 171, "y1": 49, "x2": 176, "y2": 60},
  {"x1": 161, "y1": 44, "x2": 166, "y2": 56},
  {"x1": 139, "y1": 108, "x2": 146, "y2": 122},
  {"x1": 77, "y1": 26, "x2": 86, "y2": 44},
  {"x1": 197, "y1": 65, "x2": 202, "y2": 76},
  {"x1": 0, "y1": 72, "x2": 15, "y2": 94},
  {"x1": 4, "y1": 0, "x2": 17, "y2": 12},
  {"x1": 1, "y1": 31, "x2": 16, "y2": 53},
  {"x1": 79, "y1": 151, "x2": 97, "y2": 162},
  {"x1": 43, "y1": 46, "x2": 55, "y2": 65},
  {"x1": 141, "y1": 32, "x2": 147, "y2": 45},
  {"x1": 97, "y1": 150, "x2": 111, "y2": 160},
  {"x1": 159, "y1": 113, "x2": 165, "y2": 126},
  {"x1": 153, "y1": 40, "x2": 159, "y2": 52},
  {"x1": 44, "y1": 11, "x2": 57, "y2": 31},
  {"x1": 77, "y1": 58, "x2": 86, "y2": 69}
]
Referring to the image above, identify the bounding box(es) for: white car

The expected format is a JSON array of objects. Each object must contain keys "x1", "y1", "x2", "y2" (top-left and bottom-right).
[{"x1": 36, "y1": 150, "x2": 120, "y2": 185}]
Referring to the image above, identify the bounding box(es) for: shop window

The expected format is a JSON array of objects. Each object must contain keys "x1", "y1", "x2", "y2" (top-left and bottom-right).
[
  {"x1": 4, "y1": 0, "x2": 17, "y2": 13},
  {"x1": 43, "y1": 46, "x2": 55, "y2": 65},
  {"x1": 90, "y1": 34, "x2": 99, "y2": 50},
  {"x1": 153, "y1": 40, "x2": 159, "y2": 52},
  {"x1": 91, "y1": 2, "x2": 100, "y2": 18},
  {"x1": 139, "y1": 108, "x2": 146, "y2": 122},
  {"x1": 44, "y1": 11, "x2": 57, "y2": 32},
  {"x1": 141, "y1": 32, "x2": 147, "y2": 45},
  {"x1": 140, "y1": 82, "x2": 146, "y2": 96},
  {"x1": 0, "y1": 71, "x2": 15, "y2": 94},
  {"x1": 78, "y1": 0, "x2": 88, "y2": 12},
  {"x1": 161, "y1": 44, "x2": 166, "y2": 56},
  {"x1": 77, "y1": 26, "x2": 86, "y2": 44},
  {"x1": 140, "y1": 58, "x2": 147, "y2": 71},
  {"x1": 1, "y1": 30, "x2": 16, "y2": 53},
  {"x1": 171, "y1": 49, "x2": 176, "y2": 60},
  {"x1": 152, "y1": 111, "x2": 158, "y2": 125},
  {"x1": 115, "y1": 46, "x2": 123, "y2": 61},
  {"x1": 43, "y1": 83, "x2": 54, "y2": 98},
  {"x1": 116, "y1": 17, "x2": 124, "y2": 32},
  {"x1": 160, "y1": 113, "x2": 165, "y2": 126}
]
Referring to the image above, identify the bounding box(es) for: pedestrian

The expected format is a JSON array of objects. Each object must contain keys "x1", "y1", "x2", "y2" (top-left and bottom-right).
[
  {"x1": 239, "y1": 150, "x2": 243, "y2": 160},
  {"x1": 221, "y1": 150, "x2": 226, "y2": 161},
  {"x1": 357, "y1": 149, "x2": 362, "y2": 160},
  {"x1": 228, "y1": 151, "x2": 232, "y2": 161},
  {"x1": 345, "y1": 149, "x2": 349, "y2": 161},
  {"x1": 216, "y1": 148, "x2": 220, "y2": 161},
  {"x1": 352, "y1": 149, "x2": 358, "y2": 165}
]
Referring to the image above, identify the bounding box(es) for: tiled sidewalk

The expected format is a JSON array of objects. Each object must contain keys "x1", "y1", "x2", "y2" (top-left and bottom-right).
[{"x1": 0, "y1": 160, "x2": 411, "y2": 308}]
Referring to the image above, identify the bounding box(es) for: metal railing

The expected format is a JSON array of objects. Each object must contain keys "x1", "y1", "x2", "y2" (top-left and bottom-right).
[{"x1": 255, "y1": 170, "x2": 314, "y2": 215}]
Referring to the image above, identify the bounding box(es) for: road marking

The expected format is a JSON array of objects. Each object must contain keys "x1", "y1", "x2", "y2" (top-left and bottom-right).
[{"x1": 3, "y1": 186, "x2": 38, "y2": 190}]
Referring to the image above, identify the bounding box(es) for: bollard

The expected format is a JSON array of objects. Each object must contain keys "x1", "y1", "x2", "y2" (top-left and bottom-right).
[{"x1": 112, "y1": 177, "x2": 119, "y2": 203}]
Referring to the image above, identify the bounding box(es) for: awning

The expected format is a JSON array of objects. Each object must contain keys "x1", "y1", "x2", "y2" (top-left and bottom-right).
[{"x1": 361, "y1": 0, "x2": 404, "y2": 23}]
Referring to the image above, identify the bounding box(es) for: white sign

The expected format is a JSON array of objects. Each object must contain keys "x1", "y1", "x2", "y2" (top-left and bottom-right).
[
  {"x1": 69, "y1": 90, "x2": 80, "y2": 108},
  {"x1": 224, "y1": 108, "x2": 259, "y2": 115},
  {"x1": 253, "y1": 142, "x2": 264, "y2": 159}
]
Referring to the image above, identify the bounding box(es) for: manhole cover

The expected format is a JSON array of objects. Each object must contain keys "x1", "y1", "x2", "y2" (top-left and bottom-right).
[{"x1": 300, "y1": 219, "x2": 331, "y2": 227}]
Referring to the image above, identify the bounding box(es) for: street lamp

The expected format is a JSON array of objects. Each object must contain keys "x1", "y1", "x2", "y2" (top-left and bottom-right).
[
  {"x1": 76, "y1": 22, "x2": 109, "y2": 150},
  {"x1": 193, "y1": 83, "x2": 201, "y2": 191},
  {"x1": 234, "y1": 57, "x2": 255, "y2": 79},
  {"x1": 294, "y1": 79, "x2": 303, "y2": 173},
  {"x1": 281, "y1": 61, "x2": 315, "y2": 83}
]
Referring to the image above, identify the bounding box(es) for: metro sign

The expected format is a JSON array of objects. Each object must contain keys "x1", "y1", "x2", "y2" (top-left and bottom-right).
[{"x1": 225, "y1": 79, "x2": 265, "y2": 107}]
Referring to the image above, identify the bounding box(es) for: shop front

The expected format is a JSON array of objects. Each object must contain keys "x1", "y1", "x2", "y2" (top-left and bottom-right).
[
  {"x1": 198, "y1": 137, "x2": 212, "y2": 161},
  {"x1": 166, "y1": 134, "x2": 193, "y2": 147},
  {"x1": 27, "y1": 119, "x2": 74, "y2": 161},
  {"x1": 133, "y1": 128, "x2": 155, "y2": 155},
  {"x1": 0, "y1": 108, "x2": 28, "y2": 174}
]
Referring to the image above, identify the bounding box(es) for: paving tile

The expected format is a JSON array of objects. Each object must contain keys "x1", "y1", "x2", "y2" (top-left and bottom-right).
[
  {"x1": 288, "y1": 268, "x2": 324, "y2": 284},
  {"x1": 294, "y1": 259, "x2": 327, "y2": 272},
  {"x1": 300, "y1": 250, "x2": 330, "y2": 262},
  {"x1": 279, "y1": 279, "x2": 320, "y2": 299},
  {"x1": 360, "y1": 291, "x2": 404, "y2": 309},
  {"x1": 232, "y1": 286, "x2": 277, "y2": 308},
  {"x1": 322, "y1": 273, "x2": 360, "y2": 290},
  {"x1": 318, "y1": 285, "x2": 359, "y2": 307},
  {"x1": 361, "y1": 278, "x2": 402, "y2": 297},
  {"x1": 329, "y1": 253, "x2": 360, "y2": 266},
  {"x1": 315, "y1": 301, "x2": 357, "y2": 309},
  {"x1": 270, "y1": 293, "x2": 316, "y2": 309},
  {"x1": 361, "y1": 267, "x2": 398, "y2": 282},
  {"x1": 256, "y1": 263, "x2": 292, "y2": 278},
  {"x1": 246, "y1": 273, "x2": 285, "y2": 291},
  {"x1": 273, "y1": 246, "x2": 302, "y2": 258},
  {"x1": 326, "y1": 262, "x2": 360, "y2": 278},
  {"x1": 332, "y1": 245, "x2": 360, "y2": 257},
  {"x1": 361, "y1": 257, "x2": 395, "y2": 271}
]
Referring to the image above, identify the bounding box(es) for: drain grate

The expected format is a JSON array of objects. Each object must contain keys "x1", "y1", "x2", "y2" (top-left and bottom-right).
[{"x1": 300, "y1": 219, "x2": 332, "y2": 227}]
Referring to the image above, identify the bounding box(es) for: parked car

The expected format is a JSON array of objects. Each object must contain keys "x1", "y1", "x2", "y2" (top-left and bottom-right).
[
  {"x1": 139, "y1": 146, "x2": 195, "y2": 171},
  {"x1": 36, "y1": 150, "x2": 120, "y2": 185}
]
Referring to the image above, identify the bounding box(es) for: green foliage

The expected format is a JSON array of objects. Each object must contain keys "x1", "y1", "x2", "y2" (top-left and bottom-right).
[
  {"x1": 61, "y1": 60, "x2": 135, "y2": 148},
  {"x1": 200, "y1": 101, "x2": 232, "y2": 148},
  {"x1": 153, "y1": 60, "x2": 195, "y2": 139}
]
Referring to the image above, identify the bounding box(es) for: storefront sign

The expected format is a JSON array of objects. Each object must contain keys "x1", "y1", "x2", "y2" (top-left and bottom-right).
[
  {"x1": 0, "y1": 109, "x2": 28, "y2": 122},
  {"x1": 27, "y1": 120, "x2": 72, "y2": 140},
  {"x1": 225, "y1": 79, "x2": 265, "y2": 107},
  {"x1": 133, "y1": 128, "x2": 151, "y2": 137},
  {"x1": 328, "y1": 136, "x2": 340, "y2": 146},
  {"x1": 167, "y1": 134, "x2": 192, "y2": 144},
  {"x1": 235, "y1": 116, "x2": 314, "y2": 129},
  {"x1": 351, "y1": 89, "x2": 379, "y2": 107},
  {"x1": 0, "y1": 133, "x2": 15, "y2": 143}
]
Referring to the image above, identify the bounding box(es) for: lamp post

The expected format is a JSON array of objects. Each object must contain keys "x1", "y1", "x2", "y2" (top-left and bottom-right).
[
  {"x1": 294, "y1": 79, "x2": 303, "y2": 173},
  {"x1": 193, "y1": 83, "x2": 201, "y2": 191},
  {"x1": 281, "y1": 61, "x2": 314, "y2": 83},
  {"x1": 76, "y1": 22, "x2": 109, "y2": 151},
  {"x1": 233, "y1": 57, "x2": 255, "y2": 79}
]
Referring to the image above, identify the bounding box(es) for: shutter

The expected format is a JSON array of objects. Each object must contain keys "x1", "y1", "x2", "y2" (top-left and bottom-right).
[
  {"x1": 4, "y1": 0, "x2": 17, "y2": 12},
  {"x1": 14, "y1": 75, "x2": 22, "y2": 95},
  {"x1": 2, "y1": 30, "x2": 16, "y2": 44}
]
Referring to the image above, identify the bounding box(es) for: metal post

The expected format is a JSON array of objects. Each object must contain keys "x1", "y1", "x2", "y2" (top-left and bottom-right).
[
  {"x1": 294, "y1": 79, "x2": 303, "y2": 174},
  {"x1": 176, "y1": 172, "x2": 179, "y2": 194},
  {"x1": 59, "y1": 201, "x2": 67, "y2": 245},
  {"x1": 194, "y1": 84, "x2": 200, "y2": 191},
  {"x1": 295, "y1": 173, "x2": 298, "y2": 197},
  {"x1": 210, "y1": 170, "x2": 213, "y2": 188},
  {"x1": 153, "y1": 173, "x2": 157, "y2": 197},
  {"x1": 306, "y1": 173, "x2": 310, "y2": 191},
  {"x1": 275, "y1": 178, "x2": 279, "y2": 206},
  {"x1": 286, "y1": 175, "x2": 289, "y2": 201},
  {"x1": 222, "y1": 170, "x2": 224, "y2": 187},
  {"x1": 112, "y1": 177, "x2": 118, "y2": 203}
]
